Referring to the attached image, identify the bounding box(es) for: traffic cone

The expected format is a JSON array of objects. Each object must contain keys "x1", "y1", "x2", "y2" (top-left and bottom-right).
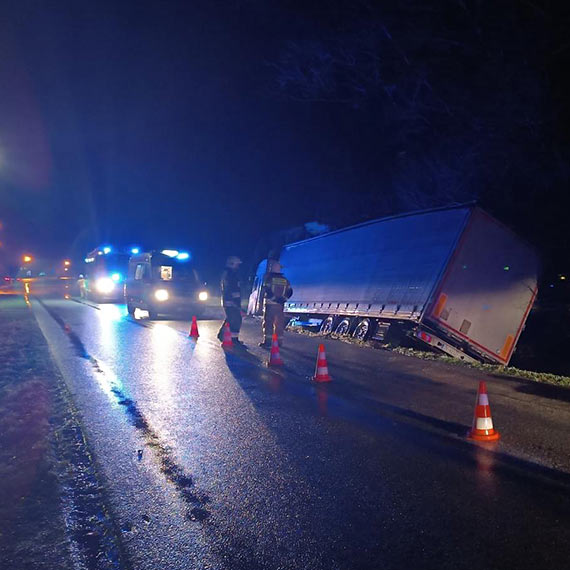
[
  {"x1": 221, "y1": 322, "x2": 233, "y2": 348},
  {"x1": 267, "y1": 334, "x2": 284, "y2": 367},
  {"x1": 467, "y1": 381, "x2": 500, "y2": 442},
  {"x1": 189, "y1": 316, "x2": 199, "y2": 339},
  {"x1": 312, "y1": 344, "x2": 331, "y2": 382}
]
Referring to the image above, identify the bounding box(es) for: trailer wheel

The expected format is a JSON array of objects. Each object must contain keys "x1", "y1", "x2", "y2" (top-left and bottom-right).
[
  {"x1": 320, "y1": 316, "x2": 334, "y2": 335},
  {"x1": 352, "y1": 319, "x2": 370, "y2": 341},
  {"x1": 335, "y1": 318, "x2": 351, "y2": 336}
]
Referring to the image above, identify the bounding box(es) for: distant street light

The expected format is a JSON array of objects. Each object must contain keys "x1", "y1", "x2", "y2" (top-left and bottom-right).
[
  {"x1": 23, "y1": 255, "x2": 33, "y2": 263},
  {"x1": 64, "y1": 260, "x2": 71, "y2": 266}
]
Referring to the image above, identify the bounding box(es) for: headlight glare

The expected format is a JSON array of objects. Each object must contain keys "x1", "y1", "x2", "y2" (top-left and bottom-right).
[
  {"x1": 95, "y1": 277, "x2": 115, "y2": 294},
  {"x1": 198, "y1": 291, "x2": 208, "y2": 301},
  {"x1": 154, "y1": 289, "x2": 169, "y2": 302}
]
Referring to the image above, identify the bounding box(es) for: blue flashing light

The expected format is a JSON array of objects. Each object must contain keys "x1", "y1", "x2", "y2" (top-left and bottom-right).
[
  {"x1": 111, "y1": 273, "x2": 121, "y2": 282},
  {"x1": 131, "y1": 247, "x2": 140, "y2": 255},
  {"x1": 176, "y1": 252, "x2": 190, "y2": 261},
  {"x1": 103, "y1": 246, "x2": 112, "y2": 254}
]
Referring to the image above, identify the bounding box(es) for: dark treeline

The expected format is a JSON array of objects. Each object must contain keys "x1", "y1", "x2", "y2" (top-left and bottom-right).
[{"x1": 268, "y1": 1, "x2": 569, "y2": 279}]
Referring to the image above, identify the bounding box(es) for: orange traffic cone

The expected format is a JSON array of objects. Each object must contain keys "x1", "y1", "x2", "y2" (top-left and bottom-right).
[
  {"x1": 467, "y1": 381, "x2": 500, "y2": 442},
  {"x1": 221, "y1": 322, "x2": 233, "y2": 348},
  {"x1": 189, "y1": 316, "x2": 200, "y2": 339},
  {"x1": 267, "y1": 334, "x2": 284, "y2": 367},
  {"x1": 313, "y1": 344, "x2": 331, "y2": 382}
]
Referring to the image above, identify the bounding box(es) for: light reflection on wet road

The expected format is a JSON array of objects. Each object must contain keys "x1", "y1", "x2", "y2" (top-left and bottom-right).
[{"x1": 30, "y1": 293, "x2": 570, "y2": 570}]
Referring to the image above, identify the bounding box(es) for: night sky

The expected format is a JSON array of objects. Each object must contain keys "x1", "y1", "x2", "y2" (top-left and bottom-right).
[{"x1": 1, "y1": 1, "x2": 569, "y2": 281}]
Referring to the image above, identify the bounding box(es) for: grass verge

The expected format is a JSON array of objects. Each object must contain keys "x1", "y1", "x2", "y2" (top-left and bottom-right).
[
  {"x1": 288, "y1": 325, "x2": 570, "y2": 388},
  {"x1": 0, "y1": 294, "x2": 72, "y2": 568}
]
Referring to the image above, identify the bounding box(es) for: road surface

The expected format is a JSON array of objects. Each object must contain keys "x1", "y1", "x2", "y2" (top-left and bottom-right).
[{"x1": 28, "y1": 289, "x2": 570, "y2": 570}]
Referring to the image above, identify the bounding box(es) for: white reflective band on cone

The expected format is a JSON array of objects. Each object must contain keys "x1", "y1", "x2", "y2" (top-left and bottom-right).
[
  {"x1": 476, "y1": 417, "x2": 494, "y2": 431},
  {"x1": 317, "y1": 367, "x2": 328, "y2": 374},
  {"x1": 479, "y1": 394, "x2": 490, "y2": 406}
]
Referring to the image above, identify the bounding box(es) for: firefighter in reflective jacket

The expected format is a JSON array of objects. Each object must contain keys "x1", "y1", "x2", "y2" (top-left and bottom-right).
[
  {"x1": 259, "y1": 260, "x2": 293, "y2": 347},
  {"x1": 217, "y1": 256, "x2": 243, "y2": 344}
]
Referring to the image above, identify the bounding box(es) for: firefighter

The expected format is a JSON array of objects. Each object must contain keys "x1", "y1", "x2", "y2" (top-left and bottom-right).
[
  {"x1": 217, "y1": 256, "x2": 244, "y2": 344},
  {"x1": 259, "y1": 260, "x2": 293, "y2": 347}
]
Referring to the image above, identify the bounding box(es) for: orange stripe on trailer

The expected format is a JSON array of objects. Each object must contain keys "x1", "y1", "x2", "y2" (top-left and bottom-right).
[
  {"x1": 432, "y1": 293, "x2": 448, "y2": 318},
  {"x1": 499, "y1": 335, "x2": 514, "y2": 361}
]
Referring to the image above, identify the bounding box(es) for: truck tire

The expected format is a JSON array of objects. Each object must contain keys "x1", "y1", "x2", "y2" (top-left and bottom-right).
[
  {"x1": 352, "y1": 318, "x2": 371, "y2": 341},
  {"x1": 320, "y1": 316, "x2": 334, "y2": 335},
  {"x1": 127, "y1": 302, "x2": 136, "y2": 316},
  {"x1": 334, "y1": 318, "x2": 351, "y2": 336}
]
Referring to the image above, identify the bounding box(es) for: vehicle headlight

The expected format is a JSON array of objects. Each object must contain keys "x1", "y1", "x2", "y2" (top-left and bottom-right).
[
  {"x1": 96, "y1": 277, "x2": 115, "y2": 294},
  {"x1": 154, "y1": 289, "x2": 169, "y2": 302},
  {"x1": 198, "y1": 291, "x2": 208, "y2": 301}
]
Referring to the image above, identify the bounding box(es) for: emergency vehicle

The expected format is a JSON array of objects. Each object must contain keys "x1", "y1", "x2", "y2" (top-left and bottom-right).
[
  {"x1": 80, "y1": 246, "x2": 131, "y2": 302},
  {"x1": 125, "y1": 249, "x2": 209, "y2": 318}
]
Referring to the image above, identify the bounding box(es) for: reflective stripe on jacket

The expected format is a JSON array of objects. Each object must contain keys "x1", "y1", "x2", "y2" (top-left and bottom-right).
[{"x1": 262, "y1": 273, "x2": 293, "y2": 305}]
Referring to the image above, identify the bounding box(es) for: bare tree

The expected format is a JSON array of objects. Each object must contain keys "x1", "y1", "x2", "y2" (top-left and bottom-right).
[{"x1": 270, "y1": 1, "x2": 556, "y2": 219}]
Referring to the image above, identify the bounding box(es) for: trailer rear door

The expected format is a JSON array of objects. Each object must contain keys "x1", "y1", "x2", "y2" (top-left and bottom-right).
[{"x1": 426, "y1": 209, "x2": 539, "y2": 364}]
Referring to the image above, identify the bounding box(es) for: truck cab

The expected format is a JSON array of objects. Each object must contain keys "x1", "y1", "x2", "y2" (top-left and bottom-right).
[{"x1": 247, "y1": 259, "x2": 268, "y2": 316}]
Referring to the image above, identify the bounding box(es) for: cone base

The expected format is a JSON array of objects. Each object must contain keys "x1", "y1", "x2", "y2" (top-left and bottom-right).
[
  {"x1": 313, "y1": 375, "x2": 331, "y2": 383},
  {"x1": 189, "y1": 333, "x2": 199, "y2": 339},
  {"x1": 267, "y1": 359, "x2": 284, "y2": 367},
  {"x1": 221, "y1": 342, "x2": 233, "y2": 348},
  {"x1": 467, "y1": 429, "x2": 500, "y2": 442}
]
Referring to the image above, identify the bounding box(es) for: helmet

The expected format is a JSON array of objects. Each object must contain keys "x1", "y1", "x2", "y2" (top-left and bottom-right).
[{"x1": 226, "y1": 256, "x2": 242, "y2": 269}]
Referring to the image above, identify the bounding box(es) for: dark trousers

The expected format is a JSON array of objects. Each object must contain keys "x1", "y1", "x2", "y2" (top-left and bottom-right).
[
  {"x1": 219, "y1": 305, "x2": 242, "y2": 338},
  {"x1": 262, "y1": 302, "x2": 285, "y2": 341}
]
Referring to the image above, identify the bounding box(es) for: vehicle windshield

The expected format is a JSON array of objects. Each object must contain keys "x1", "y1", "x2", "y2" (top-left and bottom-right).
[
  {"x1": 87, "y1": 254, "x2": 130, "y2": 276},
  {"x1": 152, "y1": 256, "x2": 200, "y2": 283},
  {"x1": 100, "y1": 254, "x2": 130, "y2": 273}
]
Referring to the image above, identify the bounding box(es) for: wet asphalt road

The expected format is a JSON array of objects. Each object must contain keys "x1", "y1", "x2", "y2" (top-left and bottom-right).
[{"x1": 30, "y1": 293, "x2": 570, "y2": 570}]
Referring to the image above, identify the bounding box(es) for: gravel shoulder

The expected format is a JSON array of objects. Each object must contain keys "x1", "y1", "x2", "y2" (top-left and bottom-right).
[{"x1": 0, "y1": 294, "x2": 127, "y2": 570}]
